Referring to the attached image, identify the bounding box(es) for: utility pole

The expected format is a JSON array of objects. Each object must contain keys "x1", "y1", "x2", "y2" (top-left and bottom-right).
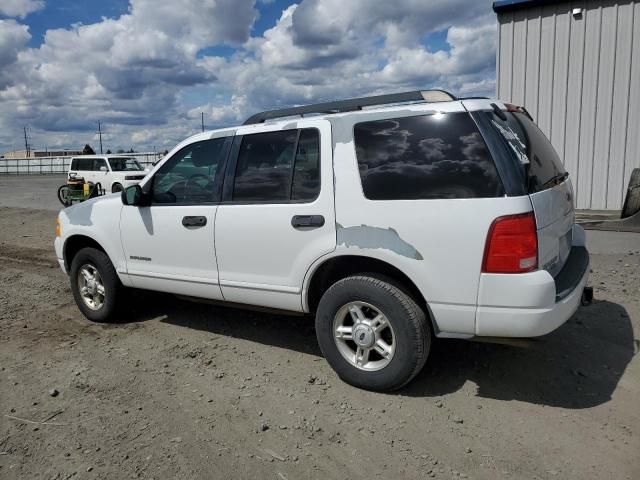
[
  {"x1": 23, "y1": 126, "x2": 30, "y2": 157},
  {"x1": 98, "y1": 121, "x2": 103, "y2": 154},
  {"x1": 201, "y1": 112, "x2": 205, "y2": 132}
]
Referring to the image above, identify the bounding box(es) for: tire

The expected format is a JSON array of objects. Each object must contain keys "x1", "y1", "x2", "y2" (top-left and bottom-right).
[
  {"x1": 315, "y1": 275, "x2": 430, "y2": 392},
  {"x1": 57, "y1": 185, "x2": 71, "y2": 207},
  {"x1": 69, "y1": 247, "x2": 122, "y2": 322},
  {"x1": 621, "y1": 168, "x2": 640, "y2": 219},
  {"x1": 111, "y1": 183, "x2": 123, "y2": 193}
]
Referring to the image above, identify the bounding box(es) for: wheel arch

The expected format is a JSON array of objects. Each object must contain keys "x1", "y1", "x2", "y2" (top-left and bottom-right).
[
  {"x1": 63, "y1": 234, "x2": 108, "y2": 272},
  {"x1": 303, "y1": 254, "x2": 436, "y2": 330}
]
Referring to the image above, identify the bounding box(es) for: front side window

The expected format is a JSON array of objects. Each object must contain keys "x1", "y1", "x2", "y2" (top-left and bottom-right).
[
  {"x1": 109, "y1": 157, "x2": 143, "y2": 171},
  {"x1": 93, "y1": 159, "x2": 107, "y2": 171},
  {"x1": 152, "y1": 138, "x2": 228, "y2": 204},
  {"x1": 233, "y1": 128, "x2": 320, "y2": 202},
  {"x1": 353, "y1": 112, "x2": 503, "y2": 200}
]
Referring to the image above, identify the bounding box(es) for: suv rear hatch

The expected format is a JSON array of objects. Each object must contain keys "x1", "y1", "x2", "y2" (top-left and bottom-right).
[{"x1": 479, "y1": 106, "x2": 574, "y2": 277}]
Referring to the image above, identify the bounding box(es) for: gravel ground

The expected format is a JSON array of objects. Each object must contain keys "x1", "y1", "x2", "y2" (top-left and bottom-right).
[{"x1": 0, "y1": 201, "x2": 639, "y2": 480}]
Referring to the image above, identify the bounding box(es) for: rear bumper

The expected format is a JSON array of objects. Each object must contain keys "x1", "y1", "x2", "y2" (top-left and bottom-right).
[{"x1": 475, "y1": 244, "x2": 590, "y2": 337}]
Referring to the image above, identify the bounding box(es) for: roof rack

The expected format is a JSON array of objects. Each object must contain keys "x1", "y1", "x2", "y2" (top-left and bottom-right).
[{"x1": 242, "y1": 89, "x2": 457, "y2": 125}]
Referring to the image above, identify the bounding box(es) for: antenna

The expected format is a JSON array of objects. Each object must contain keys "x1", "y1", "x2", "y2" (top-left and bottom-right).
[{"x1": 201, "y1": 112, "x2": 205, "y2": 132}]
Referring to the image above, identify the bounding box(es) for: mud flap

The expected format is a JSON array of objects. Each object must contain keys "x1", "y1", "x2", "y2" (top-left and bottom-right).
[{"x1": 581, "y1": 286, "x2": 593, "y2": 306}]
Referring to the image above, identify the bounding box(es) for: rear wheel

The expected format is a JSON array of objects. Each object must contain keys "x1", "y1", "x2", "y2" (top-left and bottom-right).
[
  {"x1": 111, "y1": 182, "x2": 123, "y2": 193},
  {"x1": 315, "y1": 275, "x2": 430, "y2": 391},
  {"x1": 70, "y1": 247, "x2": 122, "y2": 322}
]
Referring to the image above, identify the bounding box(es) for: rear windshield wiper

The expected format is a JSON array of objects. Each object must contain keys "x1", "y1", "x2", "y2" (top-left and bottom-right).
[{"x1": 541, "y1": 171, "x2": 569, "y2": 189}]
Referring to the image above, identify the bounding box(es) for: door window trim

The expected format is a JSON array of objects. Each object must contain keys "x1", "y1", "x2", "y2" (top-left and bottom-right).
[{"x1": 220, "y1": 127, "x2": 321, "y2": 205}]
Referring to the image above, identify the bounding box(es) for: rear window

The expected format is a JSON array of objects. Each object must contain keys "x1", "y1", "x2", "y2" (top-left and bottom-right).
[
  {"x1": 353, "y1": 112, "x2": 503, "y2": 200},
  {"x1": 486, "y1": 111, "x2": 565, "y2": 193}
]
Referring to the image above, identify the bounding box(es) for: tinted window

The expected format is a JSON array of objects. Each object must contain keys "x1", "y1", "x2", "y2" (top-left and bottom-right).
[
  {"x1": 71, "y1": 158, "x2": 94, "y2": 171},
  {"x1": 152, "y1": 138, "x2": 227, "y2": 204},
  {"x1": 292, "y1": 129, "x2": 320, "y2": 201},
  {"x1": 233, "y1": 130, "x2": 298, "y2": 202},
  {"x1": 486, "y1": 111, "x2": 565, "y2": 193},
  {"x1": 354, "y1": 113, "x2": 503, "y2": 200}
]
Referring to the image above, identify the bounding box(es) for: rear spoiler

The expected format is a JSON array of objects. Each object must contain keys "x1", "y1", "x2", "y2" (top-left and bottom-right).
[{"x1": 491, "y1": 102, "x2": 534, "y2": 121}]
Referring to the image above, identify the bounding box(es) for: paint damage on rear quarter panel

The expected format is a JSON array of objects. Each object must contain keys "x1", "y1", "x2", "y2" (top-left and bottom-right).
[{"x1": 336, "y1": 223, "x2": 424, "y2": 260}]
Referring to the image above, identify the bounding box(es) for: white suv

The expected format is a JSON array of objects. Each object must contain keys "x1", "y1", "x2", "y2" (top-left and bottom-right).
[
  {"x1": 68, "y1": 155, "x2": 148, "y2": 193},
  {"x1": 54, "y1": 90, "x2": 590, "y2": 391}
]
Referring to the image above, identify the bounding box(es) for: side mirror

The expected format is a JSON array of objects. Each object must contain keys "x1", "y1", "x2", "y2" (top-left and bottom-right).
[
  {"x1": 121, "y1": 184, "x2": 149, "y2": 206},
  {"x1": 100, "y1": 166, "x2": 108, "y2": 172}
]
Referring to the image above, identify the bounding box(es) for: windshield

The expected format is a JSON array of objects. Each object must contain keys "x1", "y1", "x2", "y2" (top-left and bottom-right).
[
  {"x1": 109, "y1": 157, "x2": 143, "y2": 171},
  {"x1": 486, "y1": 111, "x2": 566, "y2": 193}
]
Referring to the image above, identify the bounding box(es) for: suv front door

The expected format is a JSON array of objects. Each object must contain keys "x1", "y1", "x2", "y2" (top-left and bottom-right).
[
  {"x1": 119, "y1": 137, "x2": 231, "y2": 299},
  {"x1": 214, "y1": 120, "x2": 335, "y2": 311}
]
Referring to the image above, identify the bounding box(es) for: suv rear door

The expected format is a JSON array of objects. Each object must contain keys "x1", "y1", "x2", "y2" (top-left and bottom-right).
[
  {"x1": 471, "y1": 104, "x2": 574, "y2": 276},
  {"x1": 214, "y1": 119, "x2": 335, "y2": 311}
]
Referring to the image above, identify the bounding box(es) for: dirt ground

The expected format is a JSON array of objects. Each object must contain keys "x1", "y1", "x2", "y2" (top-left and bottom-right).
[{"x1": 0, "y1": 199, "x2": 639, "y2": 479}]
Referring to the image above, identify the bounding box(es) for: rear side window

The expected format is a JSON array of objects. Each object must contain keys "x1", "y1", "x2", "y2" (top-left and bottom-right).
[
  {"x1": 233, "y1": 128, "x2": 320, "y2": 202},
  {"x1": 71, "y1": 158, "x2": 94, "y2": 171},
  {"x1": 486, "y1": 111, "x2": 565, "y2": 193},
  {"x1": 353, "y1": 112, "x2": 503, "y2": 200},
  {"x1": 292, "y1": 129, "x2": 321, "y2": 201}
]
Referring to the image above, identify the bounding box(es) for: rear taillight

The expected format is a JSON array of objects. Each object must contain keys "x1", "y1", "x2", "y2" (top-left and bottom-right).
[{"x1": 482, "y1": 212, "x2": 538, "y2": 274}]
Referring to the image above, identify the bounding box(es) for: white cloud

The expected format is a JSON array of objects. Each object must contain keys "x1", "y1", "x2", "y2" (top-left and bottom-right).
[
  {"x1": 0, "y1": 0, "x2": 44, "y2": 18},
  {"x1": 0, "y1": 0, "x2": 498, "y2": 153}
]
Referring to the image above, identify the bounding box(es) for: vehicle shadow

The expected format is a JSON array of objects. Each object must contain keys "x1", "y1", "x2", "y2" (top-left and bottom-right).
[
  {"x1": 122, "y1": 293, "x2": 636, "y2": 409},
  {"x1": 122, "y1": 291, "x2": 322, "y2": 357},
  {"x1": 404, "y1": 299, "x2": 637, "y2": 409}
]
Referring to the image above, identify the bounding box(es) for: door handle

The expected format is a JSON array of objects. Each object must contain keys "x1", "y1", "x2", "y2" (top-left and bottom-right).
[
  {"x1": 291, "y1": 215, "x2": 325, "y2": 229},
  {"x1": 182, "y1": 216, "x2": 207, "y2": 228}
]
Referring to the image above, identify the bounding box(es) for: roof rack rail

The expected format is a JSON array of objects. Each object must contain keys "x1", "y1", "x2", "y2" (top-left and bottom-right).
[{"x1": 242, "y1": 89, "x2": 457, "y2": 125}]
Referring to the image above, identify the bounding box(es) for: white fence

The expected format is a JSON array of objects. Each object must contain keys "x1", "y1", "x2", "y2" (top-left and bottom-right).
[{"x1": 0, "y1": 152, "x2": 163, "y2": 175}]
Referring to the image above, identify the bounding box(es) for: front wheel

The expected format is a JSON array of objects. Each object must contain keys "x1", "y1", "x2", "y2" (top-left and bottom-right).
[
  {"x1": 69, "y1": 247, "x2": 122, "y2": 322},
  {"x1": 315, "y1": 275, "x2": 430, "y2": 391},
  {"x1": 111, "y1": 183, "x2": 123, "y2": 193}
]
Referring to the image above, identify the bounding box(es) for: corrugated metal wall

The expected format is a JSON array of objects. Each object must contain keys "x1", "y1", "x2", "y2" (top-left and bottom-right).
[{"x1": 497, "y1": 0, "x2": 640, "y2": 210}]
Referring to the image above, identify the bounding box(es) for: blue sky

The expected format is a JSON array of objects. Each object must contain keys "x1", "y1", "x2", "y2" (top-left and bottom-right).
[{"x1": 0, "y1": 0, "x2": 496, "y2": 153}]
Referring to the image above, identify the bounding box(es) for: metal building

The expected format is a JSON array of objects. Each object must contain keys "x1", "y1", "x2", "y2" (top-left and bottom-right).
[{"x1": 493, "y1": 0, "x2": 640, "y2": 210}]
